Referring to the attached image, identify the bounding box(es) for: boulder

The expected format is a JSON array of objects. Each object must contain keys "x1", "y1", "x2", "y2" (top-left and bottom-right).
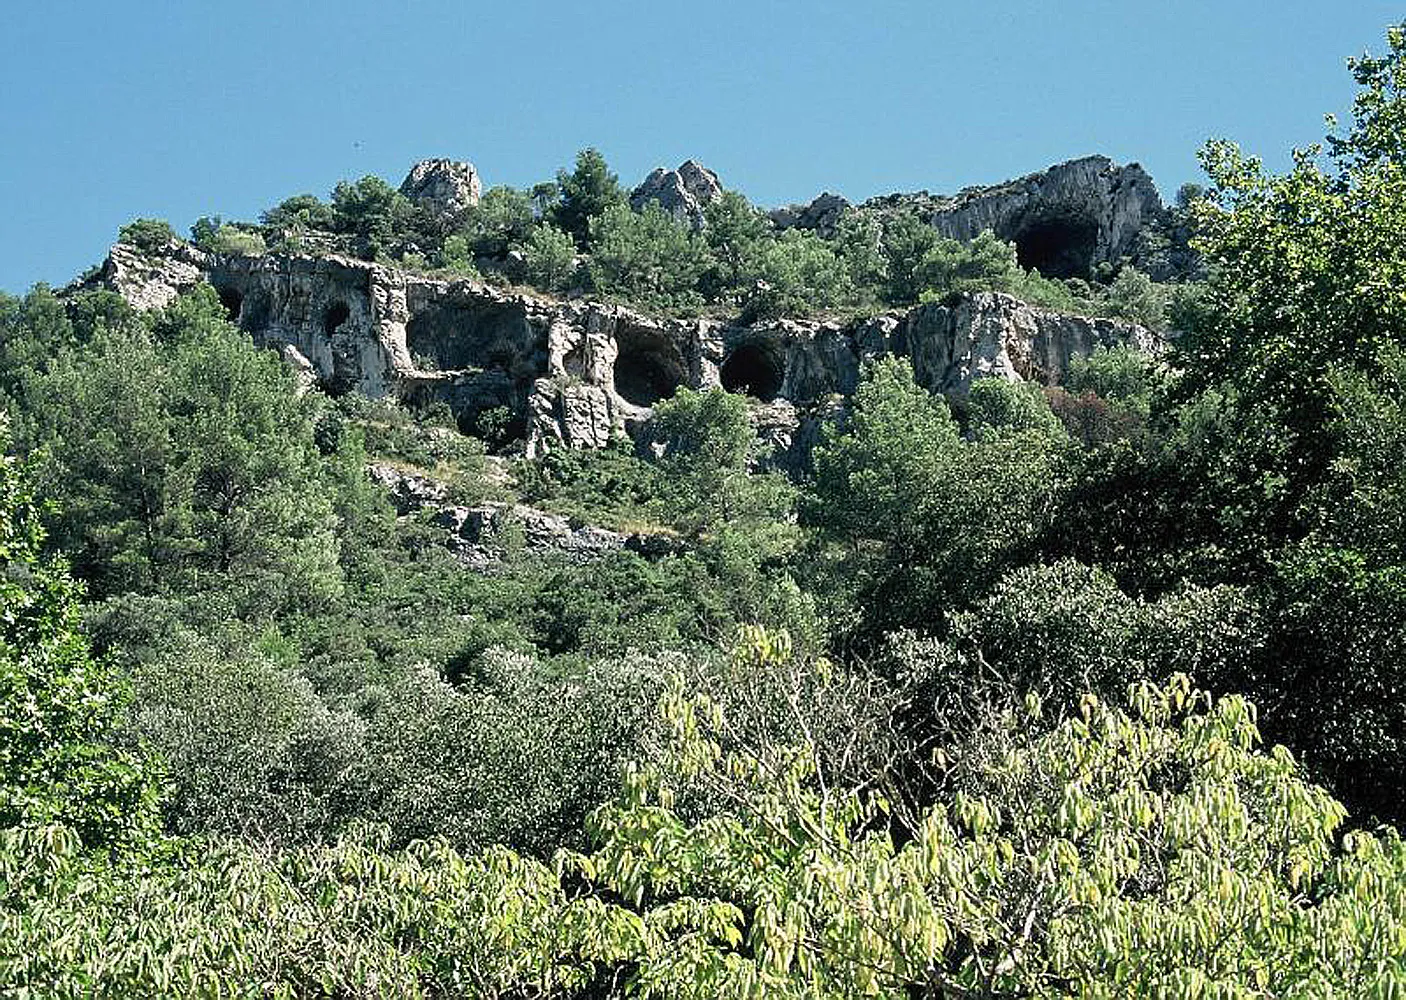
[
  {"x1": 400, "y1": 158, "x2": 482, "y2": 220},
  {"x1": 767, "y1": 192, "x2": 853, "y2": 238},
  {"x1": 629, "y1": 160, "x2": 723, "y2": 228}
]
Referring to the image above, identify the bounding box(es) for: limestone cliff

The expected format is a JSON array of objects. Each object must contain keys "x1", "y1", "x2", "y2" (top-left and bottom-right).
[
  {"x1": 860, "y1": 156, "x2": 1167, "y2": 279},
  {"x1": 88, "y1": 241, "x2": 1161, "y2": 465}
]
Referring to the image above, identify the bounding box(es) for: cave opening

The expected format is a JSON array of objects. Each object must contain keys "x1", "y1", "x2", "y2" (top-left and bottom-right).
[
  {"x1": 216, "y1": 287, "x2": 243, "y2": 324},
  {"x1": 1013, "y1": 216, "x2": 1099, "y2": 279},
  {"x1": 323, "y1": 302, "x2": 350, "y2": 336},
  {"x1": 613, "y1": 348, "x2": 682, "y2": 407},
  {"x1": 720, "y1": 344, "x2": 783, "y2": 402}
]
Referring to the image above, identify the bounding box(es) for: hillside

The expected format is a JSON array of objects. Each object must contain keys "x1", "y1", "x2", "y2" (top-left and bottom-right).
[{"x1": 3, "y1": 22, "x2": 1406, "y2": 997}]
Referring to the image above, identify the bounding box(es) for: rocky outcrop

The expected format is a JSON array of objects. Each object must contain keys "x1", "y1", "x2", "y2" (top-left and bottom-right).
[
  {"x1": 399, "y1": 159, "x2": 482, "y2": 220},
  {"x1": 901, "y1": 291, "x2": 1162, "y2": 394},
  {"x1": 866, "y1": 156, "x2": 1166, "y2": 279},
  {"x1": 629, "y1": 160, "x2": 723, "y2": 228},
  {"x1": 768, "y1": 192, "x2": 852, "y2": 238},
  {"x1": 368, "y1": 462, "x2": 645, "y2": 567},
  {"x1": 96, "y1": 240, "x2": 210, "y2": 310},
  {"x1": 89, "y1": 241, "x2": 1162, "y2": 466}
]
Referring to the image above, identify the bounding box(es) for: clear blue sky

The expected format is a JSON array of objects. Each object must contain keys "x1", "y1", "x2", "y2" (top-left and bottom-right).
[{"x1": 1, "y1": 1, "x2": 1400, "y2": 293}]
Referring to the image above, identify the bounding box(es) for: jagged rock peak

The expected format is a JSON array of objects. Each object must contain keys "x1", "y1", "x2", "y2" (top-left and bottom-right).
[
  {"x1": 400, "y1": 159, "x2": 482, "y2": 219},
  {"x1": 629, "y1": 159, "x2": 723, "y2": 228}
]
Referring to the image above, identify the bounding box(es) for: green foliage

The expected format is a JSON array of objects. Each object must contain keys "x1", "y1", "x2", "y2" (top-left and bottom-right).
[
  {"x1": 435, "y1": 233, "x2": 480, "y2": 275},
  {"x1": 833, "y1": 207, "x2": 887, "y2": 299},
  {"x1": 879, "y1": 209, "x2": 942, "y2": 303},
  {"x1": 15, "y1": 286, "x2": 344, "y2": 615},
  {"x1": 915, "y1": 228, "x2": 1021, "y2": 299},
  {"x1": 1102, "y1": 264, "x2": 1168, "y2": 330},
  {"x1": 515, "y1": 437, "x2": 664, "y2": 530},
  {"x1": 192, "y1": 217, "x2": 266, "y2": 255},
  {"x1": 0, "y1": 826, "x2": 592, "y2": 998},
  {"x1": 522, "y1": 221, "x2": 577, "y2": 292},
  {"x1": 965, "y1": 377, "x2": 1065, "y2": 439},
  {"x1": 701, "y1": 190, "x2": 769, "y2": 298},
  {"x1": 128, "y1": 624, "x2": 365, "y2": 842},
  {"x1": 117, "y1": 217, "x2": 177, "y2": 250},
  {"x1": 1066, "y1": 344, "x2": 1162, "y2": 404},
  {"x1": 459, "y1": 184, "x2": 535, "y2": 257},
  {"x1": 0, "y1": 432, "x2": 159, "y2": 849},
  {"x1": 740, "y1": 229, "x2": 853, "y2": 320},
  {"x1": 362, "y1": 648, "x2": 666, "y2": 854},
  {"x1": 330, "y1": 175, "x2": 415, "y2": 258},
  {"x1": 553, "y1": 147, "x2": 626, "y2": 247},
  {"x1": 570, "y1": 666, "x2": 1406, "y2": 998},
  {"x1": 260, "y1": 194, "x2": 337, "y2": 247},
  {"x1": 807, "y1": 358, "x2": 1066, "y2": 646},
  {"x1": 1047, "y1": 344, "x2": 1163, "y2": 446},
  {"x1": 587, "y1": 202, "x2": 705, "y2": 309}
]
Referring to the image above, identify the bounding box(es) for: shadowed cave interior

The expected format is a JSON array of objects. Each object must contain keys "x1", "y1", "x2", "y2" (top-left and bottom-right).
[
  {"x1": 720, "y1": 343, "x2": 784, "y2": 402},
  {"x1": 1014, "y1": 215, "x2": 1099, "y2": 279}
]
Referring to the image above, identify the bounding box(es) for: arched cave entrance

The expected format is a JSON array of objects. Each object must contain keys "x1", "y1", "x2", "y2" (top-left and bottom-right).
[
  {"x1": 720, "y1": 344, "x2": 783, "y2": 402},
  {"x1": 216, "y1": 286, "x2": 243, "y2": 324},
  {"x1": 323, "y1": 302, "x2": 351, "y2": 337},
  {"x1": 1013, "y1": 215, "x2": 1099, "y2": 279},
  {"x1": 613, "y1": 344, "x2": 683, "y2": 407}
]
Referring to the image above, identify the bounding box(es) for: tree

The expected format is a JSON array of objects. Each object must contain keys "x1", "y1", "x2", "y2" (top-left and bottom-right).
[
  {"x1": 0, "y1": 424, "x2": 159, "y2": 849},
  {"x1": 330, "y1": 175, "x2": 415, "y2": 257},
  {"x1": 965, "y1": 377, "x2": 1064, "y2": 439},
  {"x1": 701, "y1": 190, "x2": 768, "y2": 301},
  {"x1": 569, "y1": 656, "x2": 1406, "y2": 998},
  {"x1": 16, "y1": 286, "x2": 344, "y2": 617},
  {"x1": 833, "y1": 207, "x2": 888, "y2": 302},
  {"x1": 459, "y1": 185, "x2": 535, "y2": 257},
  {"x1": 1102, "y1": 264, "x2": 1167, "y2": 330},
  {"x1": 739, "y1": 229, "x2": 853, "y2": 320},
  {"x1": 553, "y1": 147, "x2": 626, "y2": 247},
  {"x1": 879, "y1": 210, "x2": 940, "y2": 303},
  {"x1": 1042, "y1": 23, "x2": 1406, "y2": 822},
  {"x1": 192, "y1": 217, "x2": 266, "y2": 255},
  {"x1": 807, "y1": 358, "x2": 1066, "y2": 647},
  {"x1": 914, "y1": 229, "x2": 1021, "y2": 299},
  {"x1": 260, "y1": 193, "x2": 336, "y2": 233},
  {"x1": 522, "y1": 222, "x2": 577, "y2": 293},
  {"x1": 587, "y1": 202, "x2": 705, "y2": 309},
  {"x1": 117, "y1": 218, "x2": 177, "y2": 251}
]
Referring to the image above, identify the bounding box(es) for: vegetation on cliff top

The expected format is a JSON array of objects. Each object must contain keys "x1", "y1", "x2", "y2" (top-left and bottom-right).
[{"x1": 158, "y1": 141, "x2": 1190, "y2": 330}]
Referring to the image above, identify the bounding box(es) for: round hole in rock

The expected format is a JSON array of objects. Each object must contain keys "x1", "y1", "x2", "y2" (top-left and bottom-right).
[
  {"x1": 720, "y1": 344, "x2": 783, "y2": 402},
  {"x1": 323, "y1": 302, "x2": 350, "y2": 336},
  {"x1": 1014, "y1": 216, "x2": 1099, "y2": 279},
  {"x1": 614, "y1": 349, "x2": 682, "y2": 407},
  {"x1": 216, "y1": 287, "x2": 243, "y2": 323}
]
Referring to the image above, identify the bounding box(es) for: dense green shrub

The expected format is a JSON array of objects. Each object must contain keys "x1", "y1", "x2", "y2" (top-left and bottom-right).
[
  {"x1": 117, "y1": 217, "x2": 177, "y2": 250},
  {"x1": 587, "y1": 202, "x2": 706, "y2": 309}
]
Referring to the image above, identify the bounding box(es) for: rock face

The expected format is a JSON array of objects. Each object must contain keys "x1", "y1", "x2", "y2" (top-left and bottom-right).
[
  {"x1": 867, "y1": 156, "x2": 1165, "y2": 279},
  {"x1": 96, "y1": 240, "x2": 210, "y2": 310},
  {"x1": 90, "y1": 240, "x2": 1162, "y2": 466},
  {"x1": 629, "y1": 160, "x2": 723, "y2": 228},
  {"x1": 399, "y1": 159, "x2": 482, "y2": 220}
]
